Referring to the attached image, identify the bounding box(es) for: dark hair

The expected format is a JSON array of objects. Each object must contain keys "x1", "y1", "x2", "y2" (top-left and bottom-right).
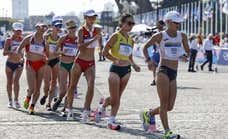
[
  {"x1": 119, "y1": 13, "x2": 133, "y2": 27},
  {"x1": 157, "y1": 20, "x2": 165, "y2": 26}
]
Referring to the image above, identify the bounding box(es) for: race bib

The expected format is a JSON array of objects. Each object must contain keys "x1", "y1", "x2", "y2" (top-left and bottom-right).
[
  {"x1": 29, "y1": 44, "x2": 44, "y2": 55},
  {"x1": 164, "y1": 44, "x2": 181, "y2": 58},
  {"x1": 119, "y1": 43, "x2": 133, "y2": 56},
  {"x1": 10, "y1": 41, "x2": 21, "y2": 53},
  {"x1": 11, "y1": 45, "x2": 19, "y2": 53},
  {"x1": 63, "y1": 43, "x2": 77, "y2": 56},
  {"x1": 85, "y1": 38, "x2": 99, "y2": 48},
  {"x1": 49, "y1": 44, "x2": 57, "y2": 53}
]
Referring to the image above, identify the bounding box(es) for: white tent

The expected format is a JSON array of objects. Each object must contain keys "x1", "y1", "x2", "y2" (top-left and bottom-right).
[
  {"x1": 223, "y1": 1, "x2": 228, "y2": 15},
  {"x1": 131, "y1": 24, "x2": 152, "y2": 32}
]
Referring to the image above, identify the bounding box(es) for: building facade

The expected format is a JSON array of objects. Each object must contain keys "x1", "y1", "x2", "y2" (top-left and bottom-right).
[{"x1": 12, "y1": 0, "x2": 29, "y2": 19}]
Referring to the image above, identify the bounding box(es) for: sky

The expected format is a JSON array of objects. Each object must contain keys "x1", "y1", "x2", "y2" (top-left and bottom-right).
[{"x1": 0, "y1": 0, "x2": 118, "y2": 17}]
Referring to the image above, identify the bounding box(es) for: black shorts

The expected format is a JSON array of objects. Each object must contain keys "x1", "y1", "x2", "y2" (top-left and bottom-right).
[
  {"x1": 158, "y1": 66, "x2": 177, "y2": 81},
  {"x1": 110, "y1": 64, "x2": 131, "y2": 78},
  {"x1": 48, "y1": 58, "x2": 59, "y2": 68}
]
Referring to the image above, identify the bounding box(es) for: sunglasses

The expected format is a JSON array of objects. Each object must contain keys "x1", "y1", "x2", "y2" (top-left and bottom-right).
[
  {"x1": 127, "y1": 21, "x2": 135, "y2": 26},
  {"x1": 54, "y1": 24, "x2": 63, "y2": 28},
  {"x1": 68, "y1": 26, "x2": 77, "y2": 30},
  {"x1": 172, "y1": 21, "x2": 180, "y2": 25}
]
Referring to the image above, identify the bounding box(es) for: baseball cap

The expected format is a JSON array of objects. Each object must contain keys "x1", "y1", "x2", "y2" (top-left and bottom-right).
[
  {"x1": 164, "y1": 11, "x2": 184, "y2": 23},
  {"x1": 52, "y1": 16, "x2": 63, "y2": 22},
  {"x1": 35, "y1": 22, "x2": 47, "y2": 27},
  {"x1": 83, "y1": 9, "x2": 97, "y2": 17},
  {"x1": 12, "y1": 22, "x2": 24, "y2": 31},
  {"x1": 65, "y1": 20, "x2": 77, "y2": 29}
]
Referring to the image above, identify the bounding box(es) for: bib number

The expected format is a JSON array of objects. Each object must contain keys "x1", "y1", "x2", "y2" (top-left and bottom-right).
[
  {"x1": 29, "y1": 44, "x2": 44, "y2": 55},
  {"x1": 119, "y1": 43, "x2": 133, "y2": 56},
  {"x1": 10, "y1": 45, "x2": 18, "y2": 53},
  {"x1": 49, "y1": 44, "x2": 57, "y2": 53},
  {"x1": 164, "y1": 44, "x2": 181, "y2": 59},
  {"x1": 63, "y1": 45, "x2": 77, "y2": 56}
]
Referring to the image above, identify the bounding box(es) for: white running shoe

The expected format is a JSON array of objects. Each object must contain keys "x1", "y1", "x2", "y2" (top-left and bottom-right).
[
  {"x1": 66, "y1": 110, "x2": 74, "y2": 121},
  {"x1": 14, "y1": 101, "x2": 21, "y2": 109},
  {"x1": 81, "y1": 110, "x2": 90, "y2": 123},
  {"x1": 8, "y1": 101, "x2": 13, "y2": 108}
]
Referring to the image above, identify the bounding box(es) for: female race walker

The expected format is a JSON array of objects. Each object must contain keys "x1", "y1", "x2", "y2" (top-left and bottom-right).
[
  {"x1": 98, "y1": 14, "x2": 140, "y2": 130},
  {"x1": 40, "y1": 20, "x2": 63, "y2": 110},
  {"x1": 18, "y1": 23, "x2": 48, "y2": 114},
  {"x1": 141, "y1": 11, "x2": 190, "y2": 138},
  {"x1": 3, "y1": 22, "x2": 24, "y2": 108}
]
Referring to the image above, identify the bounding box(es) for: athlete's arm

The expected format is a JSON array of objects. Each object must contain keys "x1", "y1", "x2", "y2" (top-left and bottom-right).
[
  {"x1": 44, "y1": 35, "x2": 50, "y2": 58},
  {"x1": 181, "y1": 33, "x2": 190, "y2": 61},
  {"x1": 3, "y1": 38, "x2": 12, "y2": 56},
  {"x1": 102, "y1": 33, "x2": 119, "y2": 63},
  {"x1": 77, "y1": 28, "x2": 101, "y2": 48},
  {"x1": 17, "y1": 35, "x2": 31, "y2": 55},
  {"x1": 143, "y1": 33, "x2": 162, "y2": 62},
  {"x1": 129, "y1": 41, "x2": 140, "y2": 72},
  {"x1": 56, "y1": 36, "x2": 64, "y2": 55}
]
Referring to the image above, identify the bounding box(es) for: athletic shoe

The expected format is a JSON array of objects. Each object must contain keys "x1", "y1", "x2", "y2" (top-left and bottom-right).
[
  {"x1": 8, "y1": 101, "x2": 13, "y2": 108},
  {"x1": 66, "y1": 110, "x2": 74, "y2": 121},
  {"x1": 140, "y1": 109, "x2": 154, "y2": 131},
  {"x1": 164, "y1": 130, "x2": 180, "y2": 139},
  {"x1": 140, "y1": 110, "x2": 150, "y2": 125},
  {"x1": 46, "y1": 104, "x2": 52, "y2": 111},
  {"x1": 29, "y1": 106, "x2": 35, "y2": 115},
  {"x1": 150, "y1": 80, "x2": 156, "y2": 86},
  {"x1": 52, "y1": 99, "x2": 61, "y2": 111},
  {"x1": 94, "y1": 106, "x2": 106, "y2": 123},
  {"x1": 40, "y1": 96, "x2": 47, "y2": 105},
  {"x1": 81, "y1": 110, "x2": 90, "y2": 123},
  {"x1": 14, "y1": 101, "x2": 21, "y2": 109},
  {"x1": 107, "y1": 122, "x2": 121, "y2": 130},
  {"x1": 23, "y1": 97, "x2": 30, "y2": 109}
]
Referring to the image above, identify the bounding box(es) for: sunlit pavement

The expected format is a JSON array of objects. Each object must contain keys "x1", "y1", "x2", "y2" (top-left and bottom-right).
[{"x1": 0, "y1": 50, "x2": 228, "y2": 139}]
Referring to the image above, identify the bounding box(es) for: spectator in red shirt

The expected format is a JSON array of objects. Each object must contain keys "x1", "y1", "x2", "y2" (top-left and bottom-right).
[{"x1": 213, "y1": 33, "x2": 220, "y2": 46}]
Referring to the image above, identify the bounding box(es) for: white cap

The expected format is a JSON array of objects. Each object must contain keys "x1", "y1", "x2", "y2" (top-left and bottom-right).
[
  {"x1": 164, "y1": 11, "x2": 184, "y2": 23},
  {"x1": 35, "y1": 22, "x2": 47, "y2": 27},
  {"x1": 52, "y1": 16, "x2": 63, "y2": 22},
  {"x1": 12, "y1": 22, "x2": 23, "y2": 31},
  {"x1": 83, "y1": 9, "x2": 97, "y2": 17}
]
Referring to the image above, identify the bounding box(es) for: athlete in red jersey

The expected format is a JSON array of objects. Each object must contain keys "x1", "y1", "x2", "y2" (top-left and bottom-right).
[
  {"x1": 17, "y1": 23, "x2": 48, "y2": 114},
  {"x1": 52, "y1": 20, "x2": 78, "y2": 114},
  {"x1": 66, "y1": 9, "x2": 102, "y2": 121}
]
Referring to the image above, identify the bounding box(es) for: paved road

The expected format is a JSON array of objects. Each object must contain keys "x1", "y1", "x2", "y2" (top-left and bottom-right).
[{"x1": 0, "y1": 50, "x2": 227, "y2": 139}]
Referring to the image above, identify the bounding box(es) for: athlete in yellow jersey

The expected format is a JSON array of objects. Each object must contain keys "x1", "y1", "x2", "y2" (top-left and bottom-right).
[
  {"x1": 40, "y1": 19, "x2": 62, "y2": 110},
  {"x1": 95, "y1": 14, "x2": 140, "y2": 130}
]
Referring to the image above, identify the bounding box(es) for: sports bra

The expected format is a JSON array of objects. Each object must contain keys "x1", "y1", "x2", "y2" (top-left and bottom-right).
[
  {"x1": 25, "y1": 35, "x2": 45, "y2": 55},
  {"x1": 110, "y1": 32, "x2": 134, "y2": 61},
  {"x1": 82, "y1": 26, "x2": 99, "y2": 48},
  {"x1": 159, "y1": 31, "x2": 183, "y2": 61},
  {"x1": 9, "y1": 37, "x2": 23, "y2": 53},
  {"x1": 47, "y1": 34, "x2": 59, "y2": 53},
  {"x1": 61, "y1": 35, "x2": 78, "y2": 57}
]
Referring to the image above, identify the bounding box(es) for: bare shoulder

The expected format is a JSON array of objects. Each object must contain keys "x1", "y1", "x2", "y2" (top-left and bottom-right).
[
  {"x1": 181, "y1": 32, "x2": 188, "y2": 39},
  {"x1": 78, "y1": 26, "x2": 84, "y2": 33},
  {"x1": 151, "y1": 32, "x2": 162, "y2": 42}
]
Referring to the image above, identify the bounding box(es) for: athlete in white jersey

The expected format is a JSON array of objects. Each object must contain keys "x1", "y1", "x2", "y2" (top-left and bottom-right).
[{"x1": 141, "y1": 11, "x2": 190, "y2": 138}]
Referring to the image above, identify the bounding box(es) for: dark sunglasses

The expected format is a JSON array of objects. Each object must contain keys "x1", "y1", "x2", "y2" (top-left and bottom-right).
[
  {"x1": 127, "y1": 21, "x2": 135, "y2": 26},
  {"x1": 54, "y1": 24, "x2": 63, "y2": 28},
  {"x1": 172, "y1": 21, "x2": 180, "y2": 25},
  {"x1": 68, "y1": 26, "x2": 77, "y2": 30}
]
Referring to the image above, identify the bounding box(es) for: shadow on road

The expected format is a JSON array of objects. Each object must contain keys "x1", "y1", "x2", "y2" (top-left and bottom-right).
[{"x1": 177, "y1": 86, "x2": 201, "y2": 90}]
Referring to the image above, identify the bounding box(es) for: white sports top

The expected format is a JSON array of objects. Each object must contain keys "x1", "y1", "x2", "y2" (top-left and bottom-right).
[{"x1": 159, "y1": 31, "x2": 183, "y2": 61}]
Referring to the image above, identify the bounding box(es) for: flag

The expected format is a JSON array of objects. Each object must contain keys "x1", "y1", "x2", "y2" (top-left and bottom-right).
[
  {"x1": 194, "y1": 2, "x2": 200, "y2": 21},
  {"x1": 184, "y1": 4, "x2": 189, "y2": 20},
  {"x1": 203, "y1": 4, "x2": 213, "y2": 20},
  {"x1": 223, "y1": 0, "x2": 228, "y2": 14}
]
